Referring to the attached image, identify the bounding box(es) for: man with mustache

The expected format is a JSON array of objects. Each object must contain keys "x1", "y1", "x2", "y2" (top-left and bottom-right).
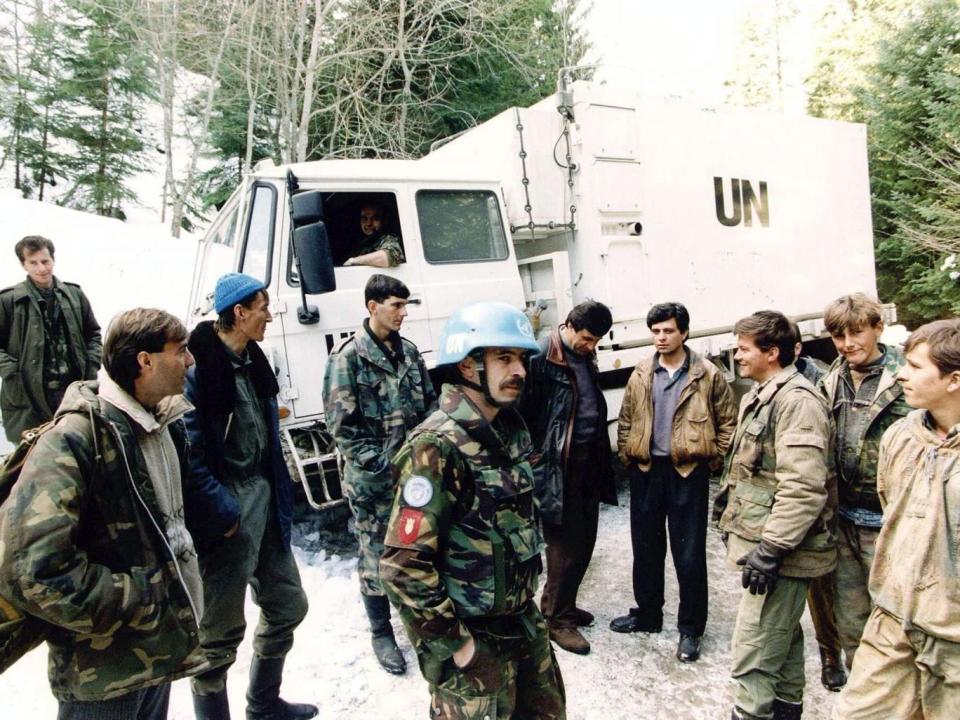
[
  {"x1": 381, "y1": 301, "x2": 566, "y2": 719},
  {"x1": 613, "y1": 302, "x2": 737, "y2": 664},
  {"x1": 519, "y1": 300, "x2": 618, "y2": 655}
]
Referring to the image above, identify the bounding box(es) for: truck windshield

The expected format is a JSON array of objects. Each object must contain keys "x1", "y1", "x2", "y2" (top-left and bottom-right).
[
  {"x1": 240, "y1": 183, "x2": 276, "y2": 284},
  {"x1": 416, "y1": 190, "x2": 508, "y2": 263}
]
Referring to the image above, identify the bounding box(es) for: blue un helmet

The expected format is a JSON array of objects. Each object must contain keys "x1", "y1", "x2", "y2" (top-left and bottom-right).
[
  {"x1": 437, "y1": 301, "x2": 541, "y2": 366},
  {"x1": 437, "y1": 301, "x2": 541, "y2": 408}
]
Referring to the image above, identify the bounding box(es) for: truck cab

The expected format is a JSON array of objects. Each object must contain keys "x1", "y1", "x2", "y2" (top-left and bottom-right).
[{"x1": 188, "y1": 162, "x2": 527, "y2": 509}]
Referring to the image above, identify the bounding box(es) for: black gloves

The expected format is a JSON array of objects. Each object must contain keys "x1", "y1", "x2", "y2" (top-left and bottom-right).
[{"x1": 736, "y1": 540, "x2": 788, "y2": 595}]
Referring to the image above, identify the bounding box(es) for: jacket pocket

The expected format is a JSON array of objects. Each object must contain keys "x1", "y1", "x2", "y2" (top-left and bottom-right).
[
  {"x1": 0, "y1": 373, "x2": 30, "y2": 409},
  {"x1": 728, "y1": 482, "x2": 775, "y2": 541},
  {"x1": 432, "y1": 685, "x2": 498, "y2": 720}
]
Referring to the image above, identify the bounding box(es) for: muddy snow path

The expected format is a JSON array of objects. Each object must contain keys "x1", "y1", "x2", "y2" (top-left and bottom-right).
[{"x1": 1, "y1": 485, "x2": 839, "y2": 719}]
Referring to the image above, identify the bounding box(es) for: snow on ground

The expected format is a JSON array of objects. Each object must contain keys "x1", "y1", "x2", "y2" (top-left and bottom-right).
[
  {"x1": 0, "y1": 191, "x2": 201, "y2": 453},
  {"x1": 0, "y1": 483, "x2": 841, "y2": 719}
]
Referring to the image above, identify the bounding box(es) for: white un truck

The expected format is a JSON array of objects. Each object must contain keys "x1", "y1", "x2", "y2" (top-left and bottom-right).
[{"x1": 187, "y1": 78, "x2": 883, "y2": 511}]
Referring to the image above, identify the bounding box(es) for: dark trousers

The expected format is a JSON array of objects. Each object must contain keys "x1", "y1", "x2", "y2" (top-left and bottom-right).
[
  {"x1": 540, "y1": 442, "x2": 600, "y2": 628},
  {"x1": 629, "y1": 458, "x2": 709, "y2": 637},
  {"x1": 807, "y1": 571, "x2": 843, "y2": 664},
  {"x1": 57, "y1": 684, "x2": 170, "y2": 720}
]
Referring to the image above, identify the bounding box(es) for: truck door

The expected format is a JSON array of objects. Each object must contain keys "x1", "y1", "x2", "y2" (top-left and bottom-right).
[
  {"x1": 187, "y1": 182, "x2": 247, "y2": 323},
  {"x1": 410, "y1": 188, "x2": 526, "y2": 351},
  {"x1": 273, "y1": 189, "x2": 428, "y2": 422}
]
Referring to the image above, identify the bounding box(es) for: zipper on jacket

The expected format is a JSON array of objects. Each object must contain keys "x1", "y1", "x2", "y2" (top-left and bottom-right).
[{"x1": 107, "y1": 419, "x2": 202, "y2": 627}]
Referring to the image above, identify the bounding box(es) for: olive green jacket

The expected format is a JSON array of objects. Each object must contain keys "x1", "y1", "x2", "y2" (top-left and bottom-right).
[
  {"x1": 716, "y1": 365, "x2": 838, "y2": 578},
  {"x1": 0, "y1": 277, "x2": 102, "y2": 442},
  {"x1": 819, "y1": 345, "x2": 909, "y2": 514}
]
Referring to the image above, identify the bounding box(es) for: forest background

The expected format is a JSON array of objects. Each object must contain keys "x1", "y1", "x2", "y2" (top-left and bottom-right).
[{"x1": 1, "y1": 0, "x2": 958, "y2": 326}]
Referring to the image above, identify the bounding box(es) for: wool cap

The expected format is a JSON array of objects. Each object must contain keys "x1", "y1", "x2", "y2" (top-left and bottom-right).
[{"x1": 214, "y1": 272, "x2": 265, "y2": 314}]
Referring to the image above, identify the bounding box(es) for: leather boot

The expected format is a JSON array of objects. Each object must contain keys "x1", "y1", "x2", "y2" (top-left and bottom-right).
[
  {"x1": 820, "y1": 648, "x2": 847, "y2": 691},
  {"x1": 362, "y1": 594, "x2": 406, "y2": 675},
  {"x1": 246, "y1": 655, "x2": 318, "y2": 720},
  {"x1": 193, "y1": 689, "x2": 230, "y2": 720},
  {"x1": 772, "y1": 698, "x2": 803, "y2": 720}
]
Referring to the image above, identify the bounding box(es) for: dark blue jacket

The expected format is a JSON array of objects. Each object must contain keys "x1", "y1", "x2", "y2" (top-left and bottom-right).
[
  {"x1": 182, "y1": 321, "x2": 294, "y2": 548},
  {"x1": 518, "y1": 328, "x2": 617, "y2": 525}
]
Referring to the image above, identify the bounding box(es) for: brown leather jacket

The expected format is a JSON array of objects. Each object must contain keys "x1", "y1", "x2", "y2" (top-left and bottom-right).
[{"x1": 617, "y1": 349, "x2": 737, "y2": 476}]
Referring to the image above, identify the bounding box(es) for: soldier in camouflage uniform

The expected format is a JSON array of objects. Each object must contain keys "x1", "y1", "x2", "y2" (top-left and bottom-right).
[
  {"x1": 380, "y1": 301, "x2": 566, "y2": 719},
  {"x1": 323, "y1": 274, "x2": 435, "y2": 674},
  {"x1": 0, "y1": 309, "x2": 205, "y2": 719},
  {"x1": 0, "y1": 235, "x2": 102, "y2": 442},
  {"x1": 834, "y1": 319, "x2": 960, "y2": 720},
  {"x1": 342, "y1": 203, "x2": 405, "y2": 267},
  {"x1": 715, "y1": 311, "x2": 837, "y2": 720},
  {"x1": 819, "y1": 293, "x2": 908, "y2": 674}
]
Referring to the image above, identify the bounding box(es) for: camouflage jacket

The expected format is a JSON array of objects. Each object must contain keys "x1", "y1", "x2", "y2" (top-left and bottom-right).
[
  {"x1": 0, "y1": 382, "x2": 205, "y2": 700},
  {"x1": 0, "y1": 277, "x2": 102, "y2": 442},
  {"x1": 380, "y1": 384, "x2": 544, "y2": 665},
  {"x1": 618, "y1": 348, "x2": 737, "y2": 476},
  {"x1": 819, "y1": 345, "x2": 909, "y2": 514},
  {"x1": 716, "y1": 365, "x2": 838, "y2": 578},
  {"x1": 872, "y1": 410, "x2": 960, "y2": 642},
  {"x1": 323, "y1": 321, "x2": 435, "y2": 502},
  {"x1": 350, "y1": 232, "x2": 405, "y2": 266}
]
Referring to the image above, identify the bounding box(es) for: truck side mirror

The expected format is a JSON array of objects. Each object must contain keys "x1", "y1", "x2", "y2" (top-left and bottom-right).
[
  {"x1": 292, "y1": 190, "x2": 324, "y2": 226},
  {"x1": 293, "y1": 223, "x2": 336, "y2": 296}
]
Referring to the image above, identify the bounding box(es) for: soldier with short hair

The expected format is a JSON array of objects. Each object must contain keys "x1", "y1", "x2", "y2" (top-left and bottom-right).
[
  {"x1": 716, "y1": 310, "x2": 836, "y2": 720},
  {"x1": 819, "y1": 293, "x2": 908, "y2": 674},
  {"x1": 323, "y1": 273, "x2": 435, "y2": 674},
  {"x1": 834, "y1": 318, "x2": 960, "y2": 720},
  {"x1": 0, "y1": 308, "x2": 204, "y2": 719},
  {"x1": 380, "y1": 301, "x2": 565, "y2": 719},
  {"x1": 0, "y1": 235, "x2": 102, "y2": 442},
  {"x1": 342, "y1": 203, "x2": 405, "y2": 267}
]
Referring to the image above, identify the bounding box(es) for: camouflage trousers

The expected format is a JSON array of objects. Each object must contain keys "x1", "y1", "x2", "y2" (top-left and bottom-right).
[
  {"x1": 344, "y1": 471, "x2": 395, "y2": 597},
  {"x1": 423, "y1": 604, "x2": 566, "y2": 719},
  {"x1": 191, "y1": 476, "x2": 309, "y2": 695},
  {"x1": 835, "y1": 519, "x2": 879, "y2": 670},
  {"x1": 731, "y1": 576, "x2": 810, "y2": 719},
  {"x1": 833, "y1": 607, "x2": 960, "y2": 720}
]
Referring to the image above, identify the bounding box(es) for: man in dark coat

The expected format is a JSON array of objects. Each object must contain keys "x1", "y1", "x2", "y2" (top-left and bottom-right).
[
  {"x1": 0, "y1": 235, "x2": 101, "y2": 441},
  {"x1": 518, "y1": 300, "x2": 618, "y2": 655},
  {"x1": 184, "y1": 273, "x2": 315, "y2": 720}
]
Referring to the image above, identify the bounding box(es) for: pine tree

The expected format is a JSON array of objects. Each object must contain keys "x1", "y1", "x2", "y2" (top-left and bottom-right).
[
  {"x1": 57, "y1": 0, "x2": 154, "y2": 217},
  {"x1": 860, "y1": 0, "x2": 960, "y2": 324}
]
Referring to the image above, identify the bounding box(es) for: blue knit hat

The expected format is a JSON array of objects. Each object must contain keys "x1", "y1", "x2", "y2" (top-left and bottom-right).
[{"x1": 214, "y1": 273, "x2": 266, "y2": 314}]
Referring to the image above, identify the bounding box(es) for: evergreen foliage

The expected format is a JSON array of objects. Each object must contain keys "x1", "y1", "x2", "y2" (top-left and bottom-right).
[
  {"x1": 856, "y1": 1, "x2": 960, "y2": 324},
  {"x1": 50, "y1": 0, "x2": 152, "y2": 217}
]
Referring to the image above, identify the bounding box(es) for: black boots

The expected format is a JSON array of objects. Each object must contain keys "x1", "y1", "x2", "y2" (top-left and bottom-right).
[
  {"x1": 772, "y1": 699, "x2": 803, "y2": 720},
  {"x1": 362, "y1": 594, "x2": 406, "y2": 675},
  {"x1": 820, "y1": 648, "x2": 847, "y2": 691},
  {"x1": 193, "y1": 689, "x2": 230, "y2": 720},
  {"x1": 246, "y1": 655, "x2": 318, "y2": 720}
]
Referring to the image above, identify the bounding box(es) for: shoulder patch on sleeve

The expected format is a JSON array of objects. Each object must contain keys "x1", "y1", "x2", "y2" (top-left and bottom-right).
[
  {"x1": 402, "y1": 475, "x2": 433, "y2": 507},
  {"x1": 396, "y1": 507, "x2": 425, "y2": 544}
]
